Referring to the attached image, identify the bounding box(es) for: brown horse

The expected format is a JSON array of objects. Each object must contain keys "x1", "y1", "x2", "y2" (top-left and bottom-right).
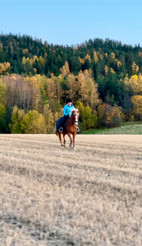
[{"x1": 56, "y1": 109, "x2": 80, "y2": 150}]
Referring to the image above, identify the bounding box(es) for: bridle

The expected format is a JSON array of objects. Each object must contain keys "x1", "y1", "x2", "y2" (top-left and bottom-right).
[
  {"x1": 75, "y1": 114, "x2": 78, "y2": 126},
  {"x1": 71, "y1": 110, "x2": 79, "y2": 126}
]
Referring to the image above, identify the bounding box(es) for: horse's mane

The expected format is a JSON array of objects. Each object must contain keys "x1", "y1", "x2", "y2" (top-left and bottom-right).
[{"x1": 71, "y1": 108, "x2": 79, "y2": 115}]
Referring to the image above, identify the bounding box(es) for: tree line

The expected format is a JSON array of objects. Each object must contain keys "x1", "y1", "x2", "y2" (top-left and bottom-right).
[
  {"x1": 0, "y1": 62, "x2": 142, "y2": 133},
  {"x1": 0, "y1": 34, "x2": 142, "y2": 133},
  {"x1": 0, "y1": 34, "x2": 142, "y2": 78}
]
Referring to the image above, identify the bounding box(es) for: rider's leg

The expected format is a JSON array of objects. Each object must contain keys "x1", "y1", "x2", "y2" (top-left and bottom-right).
[
  {"x1": 57, "y1": 116, "x2": 69, "y2": 132},
  {"x1": 62, "y1": 116, "x2": 69, "y2": 129},
  {"x1": 56, "y1": 117, "x2": 64, "y2": 132}
]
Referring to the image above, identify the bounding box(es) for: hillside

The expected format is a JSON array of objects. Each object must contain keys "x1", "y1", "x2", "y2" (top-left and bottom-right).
[
  {"x1": 0, "y1": 34, "x2": 142, "y2": 77},
  {"x1": 1, "y1": 34, "x2": 142, "y2": 134}
]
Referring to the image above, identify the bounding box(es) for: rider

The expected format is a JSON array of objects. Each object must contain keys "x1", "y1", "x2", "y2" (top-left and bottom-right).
[{"x1": 56, "y1": 98, "x2": 80, "y2": 132}]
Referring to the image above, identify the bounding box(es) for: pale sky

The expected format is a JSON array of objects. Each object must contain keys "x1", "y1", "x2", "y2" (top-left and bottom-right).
[{"x1": 0, "y1": 0, "x2": 142, "y2": 46}]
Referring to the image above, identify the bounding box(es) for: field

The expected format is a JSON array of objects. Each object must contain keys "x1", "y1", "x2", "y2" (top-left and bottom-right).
[{"x1": 0, "y1": 134, "x2": 142, "y2": 246}]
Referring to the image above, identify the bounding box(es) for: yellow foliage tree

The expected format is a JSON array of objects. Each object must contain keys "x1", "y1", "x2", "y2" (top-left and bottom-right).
[
  {"x1": 117, "y1": 60, "x2": 122, "y2": 68},
  {"x1": 21, "y1": 110, "x2": 47, "y2": 133},
  {"x1": 46, "y1": 77, "x2": 57, "y2": 100},
  {"x1": 104, "y1": 65, "x2": 109, "y2": 76},
  {"x1": 43, "y1": 104, "x2": 54, "y2": 133},
  {"x1": 131, "y1": 95, "x2": 142, "y2": 119},
  {"x1": 10, "y1": 105, "x2": 25, "y2": 133},
  {"x1": 93, "y1": 50, "x2": 99, "y2": 64},
  {"x1": 84, "y1": 54, "x2": 91, "y2": 63},
  {"x1": 0, "y1": 79, "x2": 7, "y2": 105},
  {"x1": 77, "y1": 70, "x2": 99, "y2": 108},
  {"x1": 111, "y1": 52, "x2": 115, "y2": 59},
  {"x1": 131, "y1": 62, "x2": 139, "y2": 73},
  {"x1": 65, "y1": 73, "x2": 78, "y2": 102},
  {"x1": 75, "y1": 101, "x2": 98, "y2": 130},
  {"x1": 78, "y1": 56, "x2": 84, "y2": 64},
  {"x1": 60, "y1": 61, "x2": 70, "y2": 77},
  {"x1": 77, "y1": 70, "x2": 89, "y2": 102},
  {"x1": 22, "y1": 56, "x2": 27, "y2": 65},
  {"x1": 0, "y1": 62, "x2": 11, "y2": 75},
  {"x1": 24, "y1": 76, "x2": 42, "y2": 111},
  {"x1": 39, "y1": 56, "x2": 45, "y2": 67},
  {"x1": 124, "y1": 74, "x2": 142, "y2": 94},
  {"x1": 110, "y1": 68, "x2": 116, "y2": 74},
  {"x1": 98, "y1": 104, "x2": 124, "y2": 128},
  {"x1": 54, "y1": 75, "x2": 64, "y2": 102}
]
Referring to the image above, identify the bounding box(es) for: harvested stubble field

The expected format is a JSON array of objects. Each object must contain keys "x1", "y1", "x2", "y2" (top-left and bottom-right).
[{"x1": 0, "y1": 134, "x2": 142, "y2": 246}]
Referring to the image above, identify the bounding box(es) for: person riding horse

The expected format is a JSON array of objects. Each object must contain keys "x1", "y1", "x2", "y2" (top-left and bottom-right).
[
  {"x1": 56, "y1": 98, "x2": 80, "y2": 132},
  {"x1": 56, "y1": 100, "x2": 80, "y2": 149}
]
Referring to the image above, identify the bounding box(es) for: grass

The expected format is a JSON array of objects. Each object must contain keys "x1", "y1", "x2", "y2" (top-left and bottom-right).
[
  {"x1": 83, "y1": 122, "x2": 142, "y2": 134},
  {"x1": 0, "y1": 134, "x2": 141, "y2": 245}
]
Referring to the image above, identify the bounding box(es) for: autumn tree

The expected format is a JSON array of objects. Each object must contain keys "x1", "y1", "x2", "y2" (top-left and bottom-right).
[
  {"x1": 124, "y1": 74, "x2": 142, "y2": 95},
  {"x1": 10, "y1": 106, "x2": 25, "y2": 133},
  {"x1": 75, "y1": 101, "x2": 98, "y2": 130},
  {"x1": 0, "y1": 79, "x2": 7, "y2": 132},
  {"x1": 82, "y1": 105, "x2": 98, "y2": 130},
  {"x1": 131, "y1": 95, "x2": 142, "y2": 120},
  {"x1": 24, "y1": 76, "x2": 42, "y2": 111},
  {"x1": 54, "y1": 75, "x2": 64, "y2": 102},
  {"x1": 0, "y1": 62, "x2": 11, "y2": 75},
  {"x1": 64, "y1": 73, "x2": 78, "y2": 103},
  {"x1": 3, "y1": 75, "x2": 33, "y2": 110},
  {"x1": 43, "y1": 104, "x2": 54, "y2": 133},
  {"x1": 46, "y1": 76, "x2": 57, "y2": 100},
  {"x1": 77, "y1": 70, "x2": 99, "y2": 108},
  {"x1": 35, "y1": 74, "x2": 48, "y2": 103},
  {"x1": 60, "y1": 61, "x2": 70, "y2": 77},
  {"x1": 131, "y1": 62, "x2": 139, "y2": 74},
  {"x1": 0, "y1": 79, "x2": 7, "y2": 105},
  {"x1": 93, "y1": 50, "x2": 99, "y2": 64},
  {"x1": 21, "y1": 110, "x2": 47, "y2": 133},
  {"x1": 98, "y1": 104, "x2": 124, "y2": 128}
]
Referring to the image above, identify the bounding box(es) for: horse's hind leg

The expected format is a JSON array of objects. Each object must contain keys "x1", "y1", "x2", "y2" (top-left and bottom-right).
[
  {"x1": 63, "y1": 133, "x2": 66, "y2": 147},
  {"x1": 59, "y1": 132, "x2": 64, "y2": 148}
]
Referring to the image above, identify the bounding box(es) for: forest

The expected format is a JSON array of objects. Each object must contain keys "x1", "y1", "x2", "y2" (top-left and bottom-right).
[{"x1": 0, "y1": 34, "x2": 142, "y2": 133}]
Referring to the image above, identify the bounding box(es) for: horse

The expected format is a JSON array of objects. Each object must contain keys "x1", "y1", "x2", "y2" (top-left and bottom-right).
[{"x1": 56, "y1": 109, "x2": 80, "y2": 150}]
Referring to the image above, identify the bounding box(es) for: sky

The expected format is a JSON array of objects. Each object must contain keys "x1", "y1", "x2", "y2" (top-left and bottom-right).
[{"x1": 0, "y1": 0, "x2": 142, "y2": 46}]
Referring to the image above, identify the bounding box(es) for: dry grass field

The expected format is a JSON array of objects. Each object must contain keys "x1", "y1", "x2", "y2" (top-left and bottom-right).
[{"x1": 0, "y1": 134, "x2": 141, "y2": 246}]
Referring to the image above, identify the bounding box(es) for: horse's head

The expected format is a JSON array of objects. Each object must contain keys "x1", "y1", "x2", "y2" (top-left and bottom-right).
[{"x1": 71, "y1": 109, "x2": 80, "y2": 126}]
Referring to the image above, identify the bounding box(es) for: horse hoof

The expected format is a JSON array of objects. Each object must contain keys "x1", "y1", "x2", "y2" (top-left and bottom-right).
[
  {"x1": 69, "y1": 144, "x2": 73, "y2": 148},
  {"x1": 73, "y1": 147, "x2": 77, "y2": 150},
  {"x1": 61, "y1": 145, "x2": 65, "y2": 148}
]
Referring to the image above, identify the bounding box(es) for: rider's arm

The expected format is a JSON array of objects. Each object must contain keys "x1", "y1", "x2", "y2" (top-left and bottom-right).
[{"x1": 63, "y1": 105, "x2": 68, "y2": 116}]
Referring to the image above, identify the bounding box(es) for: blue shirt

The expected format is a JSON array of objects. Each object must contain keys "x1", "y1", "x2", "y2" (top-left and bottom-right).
[{"x1": 63, "y1": 104, "x2": 75, "y2": 116}]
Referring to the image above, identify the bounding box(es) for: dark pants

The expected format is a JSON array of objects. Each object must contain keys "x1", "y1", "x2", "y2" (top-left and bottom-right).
[{"x1": 56, "y1": 116, "x2": 69, "y2": 130}]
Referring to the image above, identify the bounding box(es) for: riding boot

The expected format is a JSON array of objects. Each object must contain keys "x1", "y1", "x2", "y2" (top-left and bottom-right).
[{"x1": 59, "y1": 127, "x2": 63, "y2": 132}]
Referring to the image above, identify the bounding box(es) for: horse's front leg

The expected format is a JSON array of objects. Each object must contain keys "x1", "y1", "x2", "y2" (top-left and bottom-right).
[
  {"x1": 73, "y1": 132, "x2": 77, "y2": 150},
  {"x1": 68, "y1": 132, "x2": 73, "y2": 148}
]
